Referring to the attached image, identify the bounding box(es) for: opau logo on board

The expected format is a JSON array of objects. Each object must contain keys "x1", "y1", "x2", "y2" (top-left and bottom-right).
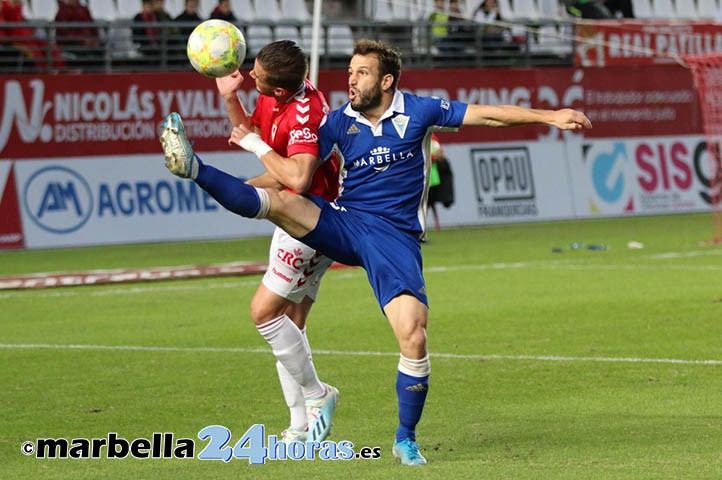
[{"x1": 470, "y1": 147, "x2": 538, "y2": 218}]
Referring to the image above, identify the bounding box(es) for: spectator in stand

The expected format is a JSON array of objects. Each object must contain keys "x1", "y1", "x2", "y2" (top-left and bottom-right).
[
  {"x1": 174, "y1": 0, "x2": 203, "y2": 38},
  {"x1": 430, "y1": 0, "x2": 470, "y2": 55},
  {"x1": 0, "y1": 3, "x2": 27, "y2": 69},
  {"x1": 565, "y1": 0, "x2": 613, "y2": 18},
  {"x1": 210, "y1": 0, "x2": 237, "y2": 22},
  {"x1": 133, "y1": 0, "x2": 160, "y2": 56},
  {"x1": 172, "y1": 0, "x2": 203, "y2": 65},
  {"x1": 154, "y1": 0, "x2": 173, "y2": 22},
  {"x1": 152, "y1": 0, "x2": 179, "y2": 57},
  {"x1": 447, "y1": 0, "x2": 473, "y2": 53},
  {"x1": 54, "y1": 0, "x2": 101, "y2": 68},
  {"x1": 1, "y1": 0, "x2": 64, "y2": 70},
  {"x1": 429, "y1": 0, "x2": 450, "y2": 51},
  {"x1": 472, "y1": 0, "x2": 518, "y2": 52}
]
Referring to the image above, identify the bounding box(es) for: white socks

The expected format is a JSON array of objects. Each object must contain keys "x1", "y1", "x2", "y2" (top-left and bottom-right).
[
  {"x1": 398, "y1": 354, "x2": 431, "y2": 377},
  {"x1": 275, "y1": 328, "x2": 312, "y2": 430},
  {"x1": 257, "y1": 315, "x2": 326, "y2": 405}
]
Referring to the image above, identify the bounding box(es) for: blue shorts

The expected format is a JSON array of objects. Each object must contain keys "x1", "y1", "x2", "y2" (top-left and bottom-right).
[{"x1": 298, "y1": 197, "x2": 427, "y2": 310}]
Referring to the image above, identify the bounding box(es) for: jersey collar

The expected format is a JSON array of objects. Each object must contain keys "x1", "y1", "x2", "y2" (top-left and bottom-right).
[
  {"x1": 278, "y1": 81, "x2": 308, "y2": 106},
  {"x1": 342, "y1": 90, "x2": 404, "y2": 131}
]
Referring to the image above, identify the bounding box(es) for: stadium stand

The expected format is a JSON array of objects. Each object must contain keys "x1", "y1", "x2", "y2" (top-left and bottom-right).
[
  {"x1": 0, "y1": 0, "x2": 640, "y2": 73},
  {"x1": 274, "y1": 24, "x2": 302, "y2": 44},
  {"x1": 674, "y1": 0, "x2": 699, "y2": 18},
  {"x1": 254, "y1": 0, "x2": 281, "y2": 21},
  {"x1": 514, "y1": 0, "x2": 541, "y2": 20},
  {"x1": 116, "y1": 0, "x2": 139, "y2": 19},
  {"x1": 246, "y1": 24, "x2": 274, "y2": 55},
  {"x1": 230, "y1": 0, "x2": 255, "y2": 20},
  {"x1": 28, "y1": 0, "x2": 58, "y2": 20},
  {"x1": 630, "y1": 0, "x2": 655, "y2": 18},
  {"x1": 89, "y1": 0, "x2": 118, "y2": 20},
  {"x1": 280, "y1": 0, "x2": 312, "y2": 21},
  {"x1": 696, "y1": 0, "x2": 719, "y2": 18},
  {"x1": 651, "y1": 0, "x2": 676, "y2": 18},
  {"x1": 198, "y1": 0, "x2": 217, "y2": 18}
]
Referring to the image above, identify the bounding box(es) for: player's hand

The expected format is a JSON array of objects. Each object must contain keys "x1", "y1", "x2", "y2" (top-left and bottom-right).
[
  {"x1": 550, "y1": 108, "x2": 592, "y2": 130},
  {"x1": 216, "y1": 70, "x2": 244, "y2": 97},
  {"x1": 229, "y1": 124, "x2": 273, "y2": 158},
  {"x1": 228, "y1": 122, "x2": 253, "y2": 147}
]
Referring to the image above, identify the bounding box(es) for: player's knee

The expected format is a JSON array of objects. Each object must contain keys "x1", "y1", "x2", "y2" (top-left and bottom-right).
[
  {"x1": 249, "y1": 298, "x2": 282, "y2": 326},
  {"x1": 397, "y1": 327, "x2": 427, "y2": 357}
]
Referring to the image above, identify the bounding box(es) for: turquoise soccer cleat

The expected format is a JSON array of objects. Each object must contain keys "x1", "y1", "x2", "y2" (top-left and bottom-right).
[{"x1": 392, "y1": 437, "x2": 427, "y2": 466}]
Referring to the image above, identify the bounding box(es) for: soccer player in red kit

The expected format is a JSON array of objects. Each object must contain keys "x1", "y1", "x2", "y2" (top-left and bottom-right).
[{"x1": 214, "y1": 41, "x2": 339, "y2": 442}]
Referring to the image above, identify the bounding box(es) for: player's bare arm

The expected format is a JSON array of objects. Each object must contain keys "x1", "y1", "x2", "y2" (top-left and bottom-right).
[
  {"x1": 229, "y1": 123, "x2": 322, "y2": 194},
  {"x1": 216, "y1": 71, "x2": 253, "y2": 129},
  {"x1": 462, "y1": 104, "x2": 592, "y2": 130},
  {"x1": 245, "y1": 172, "x2": 285, "y2": 191}
]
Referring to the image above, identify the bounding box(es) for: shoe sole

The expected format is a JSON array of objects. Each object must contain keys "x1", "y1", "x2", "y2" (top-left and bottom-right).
[{"x1": 160, "y1": 113, "x2": 192, "y2": 177}]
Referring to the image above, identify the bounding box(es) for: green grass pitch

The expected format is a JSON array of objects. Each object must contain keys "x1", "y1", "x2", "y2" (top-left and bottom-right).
[{"x1": 1, "y1": 213, "x2": 721, "y2": 479}]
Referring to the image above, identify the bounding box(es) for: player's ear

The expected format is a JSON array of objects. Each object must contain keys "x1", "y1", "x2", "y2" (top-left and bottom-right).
[
  {"x1": 381, "y1": 73, "x2": 394, "y2": 92},
  {"x1": 273, "y1": 86, "x2": 288, "y2": 97}
]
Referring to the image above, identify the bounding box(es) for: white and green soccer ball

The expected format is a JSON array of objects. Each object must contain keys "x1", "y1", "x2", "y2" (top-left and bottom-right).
[{"x1": 186, "y1": 20, "x2": 246, "y2": 78}]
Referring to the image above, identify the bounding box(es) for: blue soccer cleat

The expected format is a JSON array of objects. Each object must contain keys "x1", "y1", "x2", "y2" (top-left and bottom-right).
[
  {"x1": 160, "y1": 112, "x2": 198, "y2": 179},
  {"x1": 305, "y1": 383, "x2": 339, "y2": 442},
  {"x1": 392, "y1": 437, "x2": 427, "y2": 466}
]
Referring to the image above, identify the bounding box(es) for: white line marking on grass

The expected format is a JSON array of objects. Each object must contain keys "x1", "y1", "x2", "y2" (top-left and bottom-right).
[
  {"x1": 648, "y1": 249, "x2": 722, "y2": 259},
  {"x1": 1, "y1": 343, "x2": 720, "y2": 365}
]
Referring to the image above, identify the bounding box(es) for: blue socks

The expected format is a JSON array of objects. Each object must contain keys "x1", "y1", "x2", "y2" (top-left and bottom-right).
[
  {"x1": 193, "y1": 157, "x2": 262, "y2": 218},
  {"x1": 395, "y1": 370, "x2": 429, "y2": 443}
]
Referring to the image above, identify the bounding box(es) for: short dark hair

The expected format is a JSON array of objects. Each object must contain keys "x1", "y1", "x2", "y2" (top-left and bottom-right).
[
  {"x1": 353, "y1": 39, "x2": 402, "y2": 90},
  {"x1": 256, "y1": 41, "x2": 308, "y2": 92}
]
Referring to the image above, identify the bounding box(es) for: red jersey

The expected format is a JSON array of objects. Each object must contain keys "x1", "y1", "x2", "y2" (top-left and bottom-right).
[{"x1": 252, "y1": 79, "x2": 339, "y2": 201}]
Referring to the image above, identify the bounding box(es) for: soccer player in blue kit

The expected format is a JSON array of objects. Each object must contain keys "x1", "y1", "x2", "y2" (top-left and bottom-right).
[{"x1": 160, "y1": 39, "x2": 592, "y2": 465}]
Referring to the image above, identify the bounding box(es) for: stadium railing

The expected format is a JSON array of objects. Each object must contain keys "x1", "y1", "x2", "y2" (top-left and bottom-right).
[{"x1": 0, "y1": 18, "x2": 575, "y2": 74}]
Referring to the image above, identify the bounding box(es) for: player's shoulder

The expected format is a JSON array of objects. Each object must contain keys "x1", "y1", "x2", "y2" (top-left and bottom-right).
[
  {"x1": 318, "y1": 104, "x2": 347, "y2": 125},
  {"x1": 401, "y1": 90, "x2": 452, "y2": 109}
]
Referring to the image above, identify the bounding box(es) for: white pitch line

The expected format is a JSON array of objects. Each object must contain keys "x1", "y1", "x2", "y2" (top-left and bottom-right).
[
  {"x1": 648, "y1": 249, "x2": 722, "y2": 259},
  {"x1": 0, "y1": 343, "x2": 720, "y2": 365}
]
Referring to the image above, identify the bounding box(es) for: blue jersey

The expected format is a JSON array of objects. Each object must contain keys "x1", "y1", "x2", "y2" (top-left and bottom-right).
[{"x1": 319, "y1": 91, "x2": 467, "y2": 234}]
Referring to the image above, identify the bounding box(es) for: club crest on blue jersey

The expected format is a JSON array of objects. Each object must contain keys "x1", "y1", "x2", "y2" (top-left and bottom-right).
[{"x1": 391, "y1": 115, "x2": 409, "y2": 138}]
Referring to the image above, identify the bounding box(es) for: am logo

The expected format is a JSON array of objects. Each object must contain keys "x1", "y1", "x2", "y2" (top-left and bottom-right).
[{"x1": 23, "y1": 165, "x2": 93, "y2": 234}]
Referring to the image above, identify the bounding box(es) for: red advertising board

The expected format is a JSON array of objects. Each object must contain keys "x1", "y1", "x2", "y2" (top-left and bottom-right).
[
  {"x1": 0, "y1": 65, "x2": 702, "y2": 160},
  {"x1": 575, "y1": 20, "x2": 722, "y2": 67}
]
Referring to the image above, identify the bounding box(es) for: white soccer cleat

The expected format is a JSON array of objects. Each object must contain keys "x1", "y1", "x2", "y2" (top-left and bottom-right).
[
  {"x1": 160, "y1": 112, "x2": 198, "y2": 179},
  {"x1": 280, "y1": 427, "x2": 307, "y2": 443},
  {"x1": 305, "y1": 383, "x2": 339, "y2": 442}
]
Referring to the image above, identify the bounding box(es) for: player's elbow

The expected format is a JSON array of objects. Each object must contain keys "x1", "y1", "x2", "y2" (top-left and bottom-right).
[{"x1": 287, "y1": 174, "x2": 313, "y2": 195}]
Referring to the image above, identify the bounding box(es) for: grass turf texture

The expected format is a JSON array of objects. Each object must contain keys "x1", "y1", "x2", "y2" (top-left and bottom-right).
[{"x1": 1, "y1": 213, "x2": 721, "y2": 479}]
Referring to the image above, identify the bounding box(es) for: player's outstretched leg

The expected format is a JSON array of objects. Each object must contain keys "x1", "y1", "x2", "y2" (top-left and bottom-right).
[{"x1": 159, "y1": 112, "x2": 269, "y2": 219}]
